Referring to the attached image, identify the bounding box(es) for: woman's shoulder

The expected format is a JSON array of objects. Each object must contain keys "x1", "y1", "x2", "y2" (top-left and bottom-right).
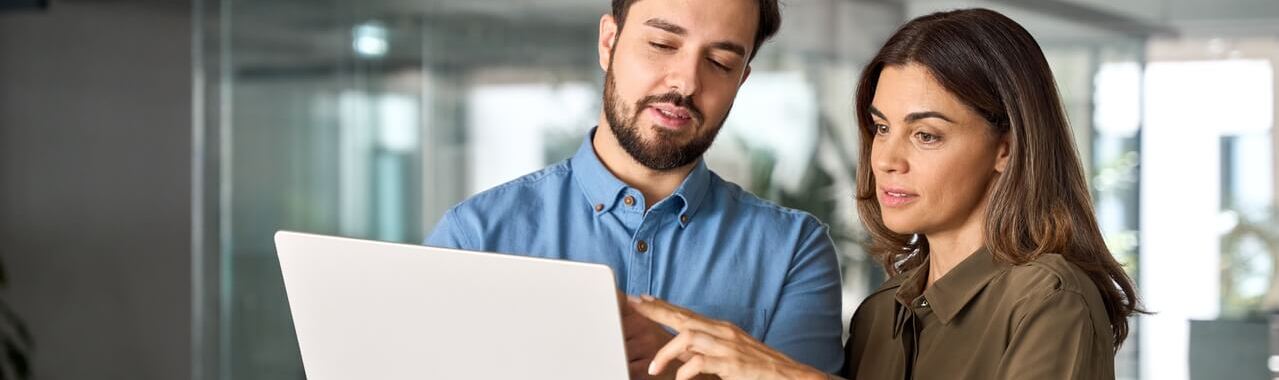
[
  {"x1": 1000, "y1": 253, "x2": 1114, "y2": 344},
  {"x1": 1003, "y1": 252, "x2": 1098, "y2": 296},
  {"x1": 1000, "y1": 252, "x2": 1112, "y2": 329}
]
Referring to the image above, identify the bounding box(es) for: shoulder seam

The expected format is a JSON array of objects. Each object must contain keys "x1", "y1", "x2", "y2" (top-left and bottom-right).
[
  {"x1": 1010, "y1": 287, "x2": 1090, "y2": 333},
  {"x1": 1018, "y1": 254, "x2": 1086, "y2": 294},
  {"x1": 451, "y1": 207, "x2": 478, "y2": 249},
  {"x1": 466, "y1": 160, "x2": 570, "y2": 202},
  {"x1": 718, "y1": 177, "x2": 822, "y2": 221}
]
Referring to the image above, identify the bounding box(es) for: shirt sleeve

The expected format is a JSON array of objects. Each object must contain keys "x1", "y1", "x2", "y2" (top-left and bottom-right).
[
  {"x1": 996, "y1": 289, "x2": 1107, "y2": 380},
  {"x1": 424, "y1": 207, "x2": 477, "y2": 250},
  {"x1": 761, "y1": 219, "x2": 845, "y2": 373}
]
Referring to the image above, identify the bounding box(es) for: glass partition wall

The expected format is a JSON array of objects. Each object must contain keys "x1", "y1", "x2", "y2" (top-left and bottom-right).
[
  {"x1": 193, "y1": 1, "x2": 1278, "y2": 379},
  {"x1": 195, "y1": 1, "x2": 904, "y2": 378}
]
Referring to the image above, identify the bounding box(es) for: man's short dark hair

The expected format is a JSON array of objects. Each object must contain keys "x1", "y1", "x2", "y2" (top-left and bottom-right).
[{"x1": 610, "y1": 0, "x2": 781, "y2": 61}]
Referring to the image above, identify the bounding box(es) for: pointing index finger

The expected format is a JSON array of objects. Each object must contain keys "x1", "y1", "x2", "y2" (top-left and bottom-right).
[{"x1": 628, "y1": 295, "x2": 695, "y2": 332}]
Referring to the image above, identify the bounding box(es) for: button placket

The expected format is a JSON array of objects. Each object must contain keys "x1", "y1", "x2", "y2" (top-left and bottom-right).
[{"x1": 628, "y1": 209, "x2": 660, "y2": 295}]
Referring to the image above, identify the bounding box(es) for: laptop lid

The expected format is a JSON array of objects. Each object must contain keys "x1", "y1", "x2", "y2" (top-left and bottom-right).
[{"x1": 274, "y1": 231, "x2": 628, "y2": 379}]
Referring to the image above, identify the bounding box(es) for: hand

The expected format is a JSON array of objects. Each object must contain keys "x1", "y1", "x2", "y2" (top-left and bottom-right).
[
  {"x1": 618, "y1": 291, "x2": 678, "y2": 379},
  {"x1": 628, "y1": 295, "x2": 829, "y2": 380}
]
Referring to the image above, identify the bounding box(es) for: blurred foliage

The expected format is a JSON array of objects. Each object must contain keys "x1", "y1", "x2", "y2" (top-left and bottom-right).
[{"x1": 1220, "y1": 208, "x2": 1279, "y2": 320}]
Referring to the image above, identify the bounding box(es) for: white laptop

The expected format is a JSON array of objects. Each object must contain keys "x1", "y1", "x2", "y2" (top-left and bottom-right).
[{"x1": 274, "y1": 231, "x2": 629, "y2": 380}]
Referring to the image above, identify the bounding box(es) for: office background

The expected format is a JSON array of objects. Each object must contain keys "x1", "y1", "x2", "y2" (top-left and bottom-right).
[{"x1": 1, "y1": 0, "x2": 1277, "y2": 379}]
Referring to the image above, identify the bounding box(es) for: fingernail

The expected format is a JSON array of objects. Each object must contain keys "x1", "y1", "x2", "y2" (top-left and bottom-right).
[
  {"x1": 626, "y1": 295, "x2": 640, "y2": 304},
  {"x1": 641, "y1": 294, "x2": 656, "y2": 301},
  {"x1": 648, "y1": 361, "x2": 658, "y2": 375}
]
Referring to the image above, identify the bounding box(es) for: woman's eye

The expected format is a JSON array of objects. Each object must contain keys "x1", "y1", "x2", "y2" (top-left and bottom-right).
[
  {"x1": 874, "y1": 124, "x2": 889, "y2": 135},
  {"x1": 915, "y1": 131, "x2": 941, "y2": 143}
]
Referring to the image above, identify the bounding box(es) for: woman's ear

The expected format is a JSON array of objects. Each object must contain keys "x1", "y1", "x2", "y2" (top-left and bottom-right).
[
  {"x1": 994, "y1": 134, "x2": 1011, "y2": 173},
  {"x1": 598, "y1": 14, "x2": 619, "y2": 72}
]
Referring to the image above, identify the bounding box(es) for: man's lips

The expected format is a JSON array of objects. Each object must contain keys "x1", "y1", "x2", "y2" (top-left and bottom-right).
[
  {"x1": 650, "y1": 103, "x2": 692, "y2": 119},
  {"x1": 879, "y1": 187, "x2": 918, "y2": 208},
  {"x1": 646, "y1": 103, "x2": 694, "y2": 128}
]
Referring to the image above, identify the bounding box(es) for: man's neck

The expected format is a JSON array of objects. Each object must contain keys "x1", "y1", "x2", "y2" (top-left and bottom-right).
[{"x1": 593, "y1": 118, "x2": 697, "y2": 209}]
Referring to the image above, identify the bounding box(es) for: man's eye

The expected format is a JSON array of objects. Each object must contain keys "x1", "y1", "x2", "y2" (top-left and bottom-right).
[
  {"x1": 649, "y1": 42, "x2": 675, "y2": 51},
  {"x1": 708, "y1": 59, "x2": 731, "y2": 71}
]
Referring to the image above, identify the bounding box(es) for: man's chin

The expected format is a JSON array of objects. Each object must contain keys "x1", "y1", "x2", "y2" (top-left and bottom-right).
[
  {"x1": 639, "y1": 135, "x2": 695, "y2": 152},
  {"x1": 644, "y1": 122, "x2": 700, "y2": 141}
]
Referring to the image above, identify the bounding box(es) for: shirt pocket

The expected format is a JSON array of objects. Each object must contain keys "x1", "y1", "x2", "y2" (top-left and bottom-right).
[{"x1": 684, "y1": 304, "x2": 771, "y2": 337}]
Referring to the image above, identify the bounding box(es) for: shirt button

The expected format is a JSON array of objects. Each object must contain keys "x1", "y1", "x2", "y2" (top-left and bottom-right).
[
  {"x1": 636, "y1": 240, "x2": 648, "y2": 253},
  {"x1": 680, "y1": 214, "x2": 690, "y2": 224},
  {"x1": 594, "y1": 203, "x2": 604, "y2": 212},
  {"x1": 918, "y1": 299, "x2": 929, "y2": 308},
  {"x1": 623, "y1": 195, "x2": 636, "y2": 206}
]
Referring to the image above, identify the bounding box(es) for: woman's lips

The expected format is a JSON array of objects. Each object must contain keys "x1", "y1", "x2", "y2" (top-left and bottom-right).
[{"x1": 878, "y1": 187, "x2": 918, "y2": 208}]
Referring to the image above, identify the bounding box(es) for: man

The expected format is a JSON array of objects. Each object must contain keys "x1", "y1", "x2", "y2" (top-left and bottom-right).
[{"x1": 426, "y1": 0, "x2": 843, "y2": 377}]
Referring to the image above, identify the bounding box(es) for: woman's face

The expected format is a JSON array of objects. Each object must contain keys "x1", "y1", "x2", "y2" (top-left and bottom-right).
[{"x1": 869, "y1": 63, "x2": 1009, "y2": 236}]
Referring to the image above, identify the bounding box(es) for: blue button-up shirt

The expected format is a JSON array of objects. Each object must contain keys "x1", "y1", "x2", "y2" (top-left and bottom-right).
[{"x1": 426, "y1": 128, "x2": 844, "y2": 372}]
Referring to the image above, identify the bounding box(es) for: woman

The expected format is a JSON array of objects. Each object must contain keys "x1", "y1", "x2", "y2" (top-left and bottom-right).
[{"x1": 629, "y1": 8, "x2": 1141, "y2": 380}]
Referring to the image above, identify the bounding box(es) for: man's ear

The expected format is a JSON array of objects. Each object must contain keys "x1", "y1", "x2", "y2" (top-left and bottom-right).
[
  {"x1": 599, "y1": 14, "x2": 619, "y2": 72},
  {"x1": 994, "y1": 134, "x2": 1011, "y2": 173}
]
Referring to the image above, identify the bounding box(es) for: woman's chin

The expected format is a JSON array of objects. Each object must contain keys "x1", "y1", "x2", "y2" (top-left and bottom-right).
[{"x1": 880, "y1": 218, "x2": 916, "y2": 236}]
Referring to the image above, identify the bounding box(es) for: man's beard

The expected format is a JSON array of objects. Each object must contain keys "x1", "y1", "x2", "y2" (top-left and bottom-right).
[{"x1": 602, "y1": 68, "x2": 726, "y2": 171}]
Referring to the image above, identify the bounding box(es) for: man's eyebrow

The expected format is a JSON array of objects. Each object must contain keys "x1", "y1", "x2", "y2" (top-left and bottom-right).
[
  {"x1": 710, "y1": 41, "x2": 747, "y2": 57},
  {"x1": 643, "y1": 18, "x2": 686, "y2": 35},
  {"x1": 643, "y1": 18, "x2": 746, "y2": 57}
]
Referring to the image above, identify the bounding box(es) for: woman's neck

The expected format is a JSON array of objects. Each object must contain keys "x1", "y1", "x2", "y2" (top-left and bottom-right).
[{"x1": 924, "y1": 200, "x2": 990, "y2": 288}]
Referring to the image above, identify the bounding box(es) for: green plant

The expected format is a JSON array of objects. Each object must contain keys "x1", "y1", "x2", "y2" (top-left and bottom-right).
[{"x1": 1220, "y1": 208, "x2": 1279, "y2": 319}]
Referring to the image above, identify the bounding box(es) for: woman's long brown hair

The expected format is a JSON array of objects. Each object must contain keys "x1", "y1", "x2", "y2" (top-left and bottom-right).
[{"x1": 853, "y1": 8, "x2": 1142, "y2": 347}]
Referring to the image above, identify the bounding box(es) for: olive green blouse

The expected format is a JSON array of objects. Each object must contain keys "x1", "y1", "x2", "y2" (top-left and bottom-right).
[{"x1": 838, "y1": 248, "x2": 1116, "y2": 379}]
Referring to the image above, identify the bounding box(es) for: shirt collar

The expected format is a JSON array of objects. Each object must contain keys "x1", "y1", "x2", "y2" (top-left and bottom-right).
[
  {"x1": 569, "y1": 127, "x2": 711, "y2": 227},
  {"x1": 669, "y1": 157, "x2": 710, "y2": 227},
  {"x1": 570, "y1": 128, "x2": 629, "y2": 214},
  {"x1": 893, "y1": 247, "x2": 1008, "y2": 325}
]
